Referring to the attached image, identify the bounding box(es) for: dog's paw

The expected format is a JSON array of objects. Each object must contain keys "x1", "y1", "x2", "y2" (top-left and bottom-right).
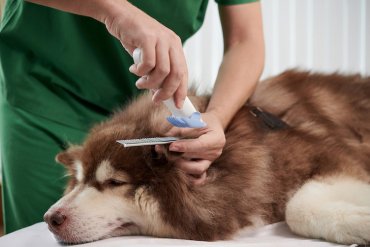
[
  {"x1": 331, "y1": 206, "x2": 370, "y2": 245},
  {"x1": 287, "y1": 203, "x2": 370, "y2": 245},
  {"x1": 286, "y1": 176, "x2": 370, "y2": 245}
]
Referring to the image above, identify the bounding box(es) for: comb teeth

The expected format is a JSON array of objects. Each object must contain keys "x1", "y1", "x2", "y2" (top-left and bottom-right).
[{"x1": 116, "y1": 137, "x2": 179, "y2": 148}]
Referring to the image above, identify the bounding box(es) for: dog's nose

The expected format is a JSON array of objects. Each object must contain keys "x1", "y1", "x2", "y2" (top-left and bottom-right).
[{"x1": 45, "y1": 211, "x2": 66, "y2": 229}]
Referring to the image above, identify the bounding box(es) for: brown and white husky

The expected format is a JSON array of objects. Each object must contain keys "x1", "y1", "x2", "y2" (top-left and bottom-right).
[{"x1": 44, "y1": 70, "x2": 370, "y2": 245}]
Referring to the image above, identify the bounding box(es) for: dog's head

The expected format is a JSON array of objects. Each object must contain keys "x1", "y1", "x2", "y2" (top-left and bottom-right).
[
  {"x1": 44, "y1": 123, "x2": 189, "y2": 244},
  {"x1": 44, "y1": 94, "x2": 252, "y2": 244}
]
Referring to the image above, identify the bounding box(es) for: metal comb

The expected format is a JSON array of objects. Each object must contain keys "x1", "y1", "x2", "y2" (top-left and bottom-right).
[{"x1": 116, "y1": 137, "x2": 180, "y2": 147}]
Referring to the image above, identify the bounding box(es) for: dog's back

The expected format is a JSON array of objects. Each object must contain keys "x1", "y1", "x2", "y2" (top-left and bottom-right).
[{"x1": 248, "y1": 70, "x2": 370, "y2": 243}]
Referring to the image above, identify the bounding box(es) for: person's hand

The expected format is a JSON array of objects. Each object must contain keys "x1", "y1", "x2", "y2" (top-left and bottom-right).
[
  {"x1": 156, "y1": 112, "x2": 226, "y2": 185},
  {"x1": 102, "y1": 1, "x2": 188, "y2": 108}
]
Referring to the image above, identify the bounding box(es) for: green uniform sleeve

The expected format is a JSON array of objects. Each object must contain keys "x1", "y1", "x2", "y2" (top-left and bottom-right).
[{"x1": 215, "y1": 0, "x2": 259, "y2": 5}]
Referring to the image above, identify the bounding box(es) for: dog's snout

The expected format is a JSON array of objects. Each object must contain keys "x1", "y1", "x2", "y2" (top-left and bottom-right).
[
  {"x1": 45, "y1": 211, "x2": 66, "y2": 229},
  {"x1": 43, "y1": 212, "x2": 49, "y2": 223},
  {"x1": 51, "y1": 211, "x2": 66, "y2": 227}
]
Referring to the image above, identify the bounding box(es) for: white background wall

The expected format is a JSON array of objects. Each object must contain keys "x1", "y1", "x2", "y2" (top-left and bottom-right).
[{"x1": 184, "y1": 0, "x2": 370, "y2": 93}]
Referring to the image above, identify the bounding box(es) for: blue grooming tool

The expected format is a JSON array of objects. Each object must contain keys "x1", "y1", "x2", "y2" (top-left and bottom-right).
[{"x1": 132, "y1": 48, "x2": 206, "y2": 128}]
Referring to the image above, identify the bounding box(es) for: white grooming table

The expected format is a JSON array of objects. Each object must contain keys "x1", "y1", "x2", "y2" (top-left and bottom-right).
[{"x1": 0, "y1": 222, "x2": 348, "y2": 247}]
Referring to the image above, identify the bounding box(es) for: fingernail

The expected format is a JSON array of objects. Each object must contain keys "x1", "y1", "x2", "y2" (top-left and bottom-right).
[
  {"x1": 152, "y1": 92, "x2": 160, "y2": 103},
  {"x1": 177, "y1": 99, "x2": 185, "y2": 109},
  {"x1": 129, "y1": 64, "x2": 136, "y2": 73},
  {"x1": 170, "y1": 145, "x2": 179, "y2": 151},
  {"x1": 135, "y1": 78, "x2": 146, "y2": 88}
]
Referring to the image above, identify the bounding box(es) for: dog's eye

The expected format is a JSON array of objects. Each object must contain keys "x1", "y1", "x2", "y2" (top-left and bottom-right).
[{"x1": 105, "y1": 179, "x2": 127, "y2": 187}]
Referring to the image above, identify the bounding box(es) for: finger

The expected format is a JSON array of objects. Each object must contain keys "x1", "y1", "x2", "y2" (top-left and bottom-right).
[
  {"x1": 152, "y1": 47, "x2": 185, "y2": 103},
  {"x1": 175, "y1": 159, "x2": 211, "y2": 175},
  {"x1": 136, "y1": 43, "x2": 170, "y2": 90},
  {"x1": 166, "y1": 128, "x2": 208, "y2": 139},
  {"x1": 174, "y1": 79, "x2": 187, "y2": 109},
  {"x1": 121, "y1": 41, "x2": 136, "y2": 56},
  {"x1": 180, "y1": 151, "x2": 215, "y2": 161},
  {"x1": 170, "y1": 46, "x2": 188, "y2": 108},
  {"x1": 125, "y1": 42, "x2": 140, "y2": 74},
  {"x1": 133, "y1": 42, "x2": 156, "y2": 76},
  {"x1": 169, "y1": 130, "x2": 222, "y2": 153},
  {"x1": 151, "y1": 78, "x2": 179, "y2": 103},
  {"x1": 165, "y1": 127, "x2": 181, "y2": 137},
  {"x1": 169, "y1": 138, "x2": 207, "y2": 153},
  {"x1": 155, "y1": 144, "x2": 183, "y2": 162}
]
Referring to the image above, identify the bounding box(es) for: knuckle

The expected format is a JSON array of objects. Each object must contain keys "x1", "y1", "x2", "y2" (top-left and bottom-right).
[
  {"x1": 174, "y1": 35, "x2": 182, "y2": 44},
  {"x1": 162, "y1": 82, "x2": 178, "y2": 95},
  {"x1": 176, "y1": 130, "x2": 185, "y2": 138},
  {"x1": 157, "y1": 66, "x2": 170, "y2": 76},
  {"x1": 142, "y1": 34, "x2": 155, "y2": 44},
  {"x1": 196, "y1": 140, "x2": 207, "y2": 150},
  {"x1": 172, "y1": 70, "x2": 183, "y2": 81},
  {"x1": 143, "y1": 75, "x2": 157, "y2": 85},
  {"x1": 158, "y1": 90, "x2": 172, "y2": 100},
  {"x1": 143, "y1": 60, "x2": 155, "y2": 69},
  {"x1": 169, "y1": 32, "x2": 181, "y2": 43},
  {"x1": 195, "y1": 139, "x2": 203, "y2": 147}
]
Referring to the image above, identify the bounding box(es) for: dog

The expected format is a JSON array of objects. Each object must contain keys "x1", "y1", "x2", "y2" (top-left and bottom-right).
[{"x1": 44, "y1": 70, "x2": 370, "y2": 245}]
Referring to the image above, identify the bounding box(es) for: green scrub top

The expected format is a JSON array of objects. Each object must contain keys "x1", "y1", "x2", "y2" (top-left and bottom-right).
[{"x1": 0, "y1": 0, "x2": 257, "y2": 130}]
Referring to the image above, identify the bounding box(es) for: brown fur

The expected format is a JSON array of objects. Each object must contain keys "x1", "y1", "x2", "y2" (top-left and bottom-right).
[{"x1": 57, "y1": 70, "x2": 370, "y2": 241}]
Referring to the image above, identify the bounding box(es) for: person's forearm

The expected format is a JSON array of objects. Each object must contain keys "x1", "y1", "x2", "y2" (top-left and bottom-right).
[
  {"x1": 25, "y1": 0, "x2": 126, "y2": 23},
  {"x1": 206, "y1": 39, "x2": 264, "y2": 129}
]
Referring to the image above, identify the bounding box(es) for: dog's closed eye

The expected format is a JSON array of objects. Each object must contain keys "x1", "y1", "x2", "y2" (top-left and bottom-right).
[{"x1": 105, "y1": 179, "x2": 128, "y2": 188}]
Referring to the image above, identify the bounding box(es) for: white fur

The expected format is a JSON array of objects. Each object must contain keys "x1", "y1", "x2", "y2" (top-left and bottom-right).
[
  {"x1": 237, "y1": 215, "x2": 267, "y2": 236},
  {"x1": 95, "y1": 160, "x2": 131, "y2": 184},
  {"x1": 46, "y1": 185, "x2": 144, "y2": 243},
  {"x1": 95, "y1": 160, "x2": 114, "y2": 183},
  {"x1": 73, "y1": 160, "x2": 84, "y2": 182},
  {"x1": 134, "y1": 187, "x2": 176, "y2": 238},
  {"x1": 286, "y1": 176, "x2": 370, "y2": 244},
  {"x1": 46, "y1": 161, "x2": 173, "y2": 243}
]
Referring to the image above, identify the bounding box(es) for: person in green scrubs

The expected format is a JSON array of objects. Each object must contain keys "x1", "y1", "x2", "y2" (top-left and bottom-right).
[{"x1": 0, "y1": 0, "x2": 264, "y2": 233}]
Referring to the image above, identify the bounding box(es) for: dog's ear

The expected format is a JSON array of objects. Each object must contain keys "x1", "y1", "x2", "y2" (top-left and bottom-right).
[{"x1": 55, "y1": 145, "x2": 83, "y2": 167}]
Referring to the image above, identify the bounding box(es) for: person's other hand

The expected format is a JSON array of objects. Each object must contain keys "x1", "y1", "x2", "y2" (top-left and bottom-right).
[
  {"x1": 156, "y1": 112, "x2": 226, "y2": 185},
  {"x1": 102, "y1": 1, "x2": 188, "y2": 108}
]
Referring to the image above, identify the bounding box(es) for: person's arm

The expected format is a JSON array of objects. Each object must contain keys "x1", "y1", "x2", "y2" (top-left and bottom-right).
[
  {"x1": 208, "y1": 2, "x2": 264, "y2": 128},
  {"x1": 166, "y1": 2, "x2": 265, "y2": 184},
  {"x1": 25, "y1": 0, "x2": 188, "y2": 107}
]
